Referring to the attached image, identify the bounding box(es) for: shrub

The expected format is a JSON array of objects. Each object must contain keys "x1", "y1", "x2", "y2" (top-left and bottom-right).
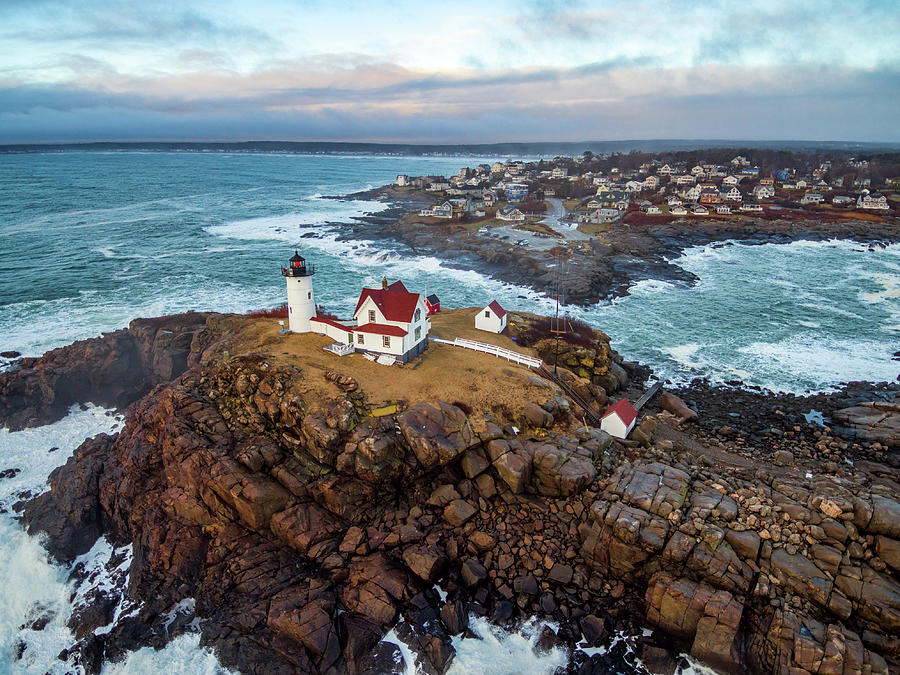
[{"x1": 245, "y1": 304, "x2": 288, "y2": 319}]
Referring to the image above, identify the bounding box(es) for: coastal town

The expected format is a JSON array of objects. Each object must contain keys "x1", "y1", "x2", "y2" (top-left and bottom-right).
[{"x1": 398, "y1": 151, "x2": 897, "y2": 236}]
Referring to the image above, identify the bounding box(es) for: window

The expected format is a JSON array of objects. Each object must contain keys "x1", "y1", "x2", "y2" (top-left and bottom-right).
[
  {"x1": 383, "y1": 335, "x2": 390, "y2": 348},
  {"x1": 415, "y1": 326, "x2": 421, "y2": 340},
  {"x1": 485, "y1": 310, "x2": 490, "y2": 318},
  {"x1": 307, "y1": 292, "x2": 311, "y2": 299},
  {"x1": 414, "y1": 308, "x2": 421, "y2": 321},
  {"x1": 357, "y1": 333, "x2": 364, "y2": 345},
  {"x1": 368, "y1": 310, "x2": 376, "y2": 322}
]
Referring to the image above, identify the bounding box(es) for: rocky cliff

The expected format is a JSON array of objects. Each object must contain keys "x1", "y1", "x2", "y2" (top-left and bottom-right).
[{"x1": 4, "y1": 312, "x2": 900, "y2": 674}]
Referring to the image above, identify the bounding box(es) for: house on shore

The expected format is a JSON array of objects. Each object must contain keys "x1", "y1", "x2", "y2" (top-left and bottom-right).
[
  {"x1": 310, "y1": 278, "x2": 430, "y2": 364},
  {"x1": 475, "y1": 300, "x2": 507, "y2": 333}
]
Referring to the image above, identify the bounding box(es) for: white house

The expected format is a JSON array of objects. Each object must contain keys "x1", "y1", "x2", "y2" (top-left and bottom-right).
[
  {"x1": 497, "y1": 205, "x2": 526, "y2": 222},
  {"x1": 551, "y1": 166, "x2": 568, "y2": 179},
  {"x1": 752, "y1": 184, "x2": 775, "y2": 200},
  {"x1": 310, "y1": 278, "x2": 430, "y2": 364},
  {"x1": 722, "y1": 175, "x2": 740, "y2": 186},
  {"x1": 475, "y1": 300, "x2": 507, "y2": 334},
  {"x1": 801, "y1": 192, "x2": 824, "y2": 205},
  {"x1": 857, "y1": 192, "x2": 889, "y2": 210},
  {"x1": 722, "y1": 186, "x2": 742, "y2": 202},
  {"x1": 395, "y1": 174, "x2": 409, "y2": 187},
  {"x1": 740, "y1": 202, "x2": 763, "y2": 212},
  {"x1": 691, "y1": 204, "x2": 709, "y2": 216},
  {"x1": 600, "y1": 399, "x2": 637, "y2": 439},
  {"x1": 670, "y1": 205, "x2": 687, "y2": 216},
  {"x1": 716, "y1": 204, "x2": 732, "y2": 215}
]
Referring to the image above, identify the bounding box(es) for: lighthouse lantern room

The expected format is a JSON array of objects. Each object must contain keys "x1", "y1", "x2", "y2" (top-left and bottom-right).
[{"x1": 281, "y1": 251, "x2": 316, "y2": 333}]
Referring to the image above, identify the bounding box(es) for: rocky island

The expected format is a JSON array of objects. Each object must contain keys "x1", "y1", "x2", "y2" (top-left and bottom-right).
[{"x1": 1, "y1": 308, "x2": 898, "y2": 674}]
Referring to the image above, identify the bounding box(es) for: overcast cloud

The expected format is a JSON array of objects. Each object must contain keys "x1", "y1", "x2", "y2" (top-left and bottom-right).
[{"x1": 0, "y1": 0, "x2": 897, "y2": 143}]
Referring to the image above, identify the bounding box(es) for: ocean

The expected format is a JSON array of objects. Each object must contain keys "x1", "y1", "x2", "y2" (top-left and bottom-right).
[{"x1": 0, "y1": 151, "x2": 897, "y2": 673}]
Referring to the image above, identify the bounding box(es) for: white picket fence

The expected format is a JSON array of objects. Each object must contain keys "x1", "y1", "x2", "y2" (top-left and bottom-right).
[{"x1": 451, "y1": 337, "x2": 542, "y2": 368}]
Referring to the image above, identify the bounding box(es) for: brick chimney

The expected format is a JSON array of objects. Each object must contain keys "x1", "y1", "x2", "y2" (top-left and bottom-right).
[{"x1": 382, "y1": 276, "x2": 388, "y2": 290}]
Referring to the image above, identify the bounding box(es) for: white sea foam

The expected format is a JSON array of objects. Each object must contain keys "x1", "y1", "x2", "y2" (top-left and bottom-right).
[
  {"x1": 0, "y1": 405, "x2": 122, "y2": 673},
  {"x1": 446, "y1": 616, "x2": 568, "y2": 675},
  {"x1": 100, "y1": 633, "x2": 234, "y2": 675},
  {"x1": 738, "y1": 336, "x2": 900, "y2": 391},
  {"x1": 0, "y1": 406, "x2": 237, "y2": 673},
  {"x1": 205, "y1": 196, "x2": 389, "y2": 241},
  {"x1": 660, "y1": 344, "x2": 704, "y2": 371}
]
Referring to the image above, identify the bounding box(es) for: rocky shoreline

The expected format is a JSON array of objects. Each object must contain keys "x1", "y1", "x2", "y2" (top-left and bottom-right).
[
  {"x1": 328, "y1": 185, "x2": 900, "y2": 305},
  {"x1": 0, "y1": 311, "x2": 898, "y2": 674}
]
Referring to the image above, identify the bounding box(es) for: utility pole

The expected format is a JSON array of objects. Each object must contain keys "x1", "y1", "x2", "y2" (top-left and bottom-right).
[{"x1": 550, "y1": 253, "x2": 567, "y2": 375}]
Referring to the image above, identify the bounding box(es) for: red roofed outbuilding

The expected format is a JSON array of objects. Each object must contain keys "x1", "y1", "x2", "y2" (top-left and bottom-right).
[
  {"x1": 475, "y1": 300, "x2": 508, "y2": 334},
  {"x1": 600, "y1": 399, "x2": 638, "y2": 439}
]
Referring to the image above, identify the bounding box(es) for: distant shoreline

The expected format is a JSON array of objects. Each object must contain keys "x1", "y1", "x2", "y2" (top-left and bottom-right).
[{"x1": 3, "y1": 138, "x2": 900, "y2": 156}]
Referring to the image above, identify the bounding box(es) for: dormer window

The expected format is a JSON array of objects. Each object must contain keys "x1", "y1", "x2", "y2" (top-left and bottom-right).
[{"x1": 368, "y1": 310, "x2": 376, "y2": 323}]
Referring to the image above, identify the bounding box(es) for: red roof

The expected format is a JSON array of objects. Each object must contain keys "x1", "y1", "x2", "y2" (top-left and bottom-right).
[
  {"x1": 354, "y1": 323, "x2": 408, "y2": 337},
  {"x1": 354, "y1": 280, "x2": 421, "y2": 323},
  {"x1": 487, "y1": 300, "x2": 507, "y2": 319},
  {"x1": 602, "y1": 399, "x2": 637, "y2": 426},
  {"x1": 310, "y1": 316, "x2": 352, "y2": 332}
]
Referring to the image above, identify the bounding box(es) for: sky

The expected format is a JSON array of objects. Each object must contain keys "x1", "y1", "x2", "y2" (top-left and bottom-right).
[{"x1": 0, "y1": 0, "x2": 898, "y2": 144}]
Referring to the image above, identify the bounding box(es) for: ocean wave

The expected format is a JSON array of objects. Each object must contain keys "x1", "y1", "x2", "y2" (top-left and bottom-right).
[
  {"x1": 0, "y1": 406, "x2": 123, "y2": 673},
  {"x1": 205, "y1": 198, "x2": 390, "y2": 241}
]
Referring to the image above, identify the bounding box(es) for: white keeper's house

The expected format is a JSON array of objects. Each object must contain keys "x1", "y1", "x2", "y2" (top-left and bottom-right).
[{"x1": 309, "y1": 278, "x2": 430, "y2": 363}]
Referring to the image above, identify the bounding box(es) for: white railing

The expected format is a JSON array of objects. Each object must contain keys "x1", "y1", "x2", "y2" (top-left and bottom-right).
[{"x1": 452, "y1": 337, "x2": 542, "y2": 368}]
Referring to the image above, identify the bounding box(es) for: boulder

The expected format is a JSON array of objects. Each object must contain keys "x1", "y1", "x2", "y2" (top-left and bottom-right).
[
  {"x1": 398, "y1": 402, "x2": 477, "y2": 469},
  {"x1": 493, "y1": 449, "x2": 532, "y2": 494},
  {"x1": 460, "y1": 559, "x2": 488, "y2": 587},
  {"x1": 402, "y1": 545, "x2": 448, "y2": 583},
  {"x1": 443, "y1": 500, "x2": 476, "y2": 527},
  {"x1": 659, "y1": 392, "x2": 697, "y2": 421},
  {"x1": 460, "y1": 447, "x2": 490, "y2": 478},
  {"x1": 523, "y1": 403, "x2": 554, "y2": 428},
  {"x1": 531, "y1": 444, "x2": 595, "y2": 497}
]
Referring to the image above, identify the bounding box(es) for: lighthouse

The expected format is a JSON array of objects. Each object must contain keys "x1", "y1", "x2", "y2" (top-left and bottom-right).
[{"x1": 282, "y1": 251, "x2": 316, "y2": 333}]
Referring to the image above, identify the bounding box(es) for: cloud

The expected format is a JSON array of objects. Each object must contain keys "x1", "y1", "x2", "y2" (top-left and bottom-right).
[{"x1": 0, "y1": 58, "x2": 897, "y2": 143}]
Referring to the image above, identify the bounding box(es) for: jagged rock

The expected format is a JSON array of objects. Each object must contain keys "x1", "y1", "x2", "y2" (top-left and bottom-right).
[
  {"x1": 460, "y1": 559, "x2": 488, "y2": 587},
  {"x1": 492, "y1": 447, "x2": 532, "y2": 495},
  {"x1": 547, "y1": 562, "x2": 573, "y2": 584},
  {"x1": 645, "y1": 573, "x2": 743, "y2": 673},
  {"x1": 0, "y1": 313, "x2": 210, "y2": 430},
  {"x1": 531, "y1": 444, "x2": 595, "y2": 496},
  {"x1": 23, "y1": 434, "x2": 115, "y2": 562},
  {"x1": 725, "y1": 528, "x2": 761, "y2": 561},
  {"x1": 360, "y1": 641, "x2": 406, "y2": 675},
  {"x1": 523, "y1": 403, "x2": 554, "y2": 428},
  {"x1": 659, "y1": 392, "x2": 697, "y2": 421},
  {"x1": 460, "y1": 446, "x2": 490, "y2": 478},
  {"x1": 832, "y1": 402, "x2": 900, "y2": 447},
  {"x1": 398, "y1": 402, "x2": 477, "y2": 469},
  {"x1": 402, "y1": 544, "x2": 447, "y2": 582},
  {"x1": 427, "y1": 484, "x2": 461, "y2": 507},
  {"x1": 443, "y1": 500, "x2": 476, "y2": 527},
  {"x1": 267, "y1": 580, "x2": 341, "y2": 671}
]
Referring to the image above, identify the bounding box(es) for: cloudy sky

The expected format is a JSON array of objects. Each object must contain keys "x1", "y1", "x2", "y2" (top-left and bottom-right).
[{"x1": 1, "y1": 0, "x2": 898, "y2": 143}]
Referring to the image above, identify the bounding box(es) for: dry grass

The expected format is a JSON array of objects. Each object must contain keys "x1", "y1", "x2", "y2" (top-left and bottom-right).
[{"x1": 226, "y1": 309, "x2": 550, "y2": 428}]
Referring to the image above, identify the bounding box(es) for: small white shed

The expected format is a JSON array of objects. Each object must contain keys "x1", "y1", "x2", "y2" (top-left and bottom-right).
[
  {"x1": 475, "y1": 300, "x2": 507, "y2": 334},
  {"x1": 600, "y1": 399, "x2": 638, "y2": 439}
]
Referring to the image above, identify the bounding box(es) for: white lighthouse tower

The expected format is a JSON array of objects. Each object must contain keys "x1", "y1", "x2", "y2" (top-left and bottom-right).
[{"x1": 282, "y1": 251, "x2": 316, "y2": 333}]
